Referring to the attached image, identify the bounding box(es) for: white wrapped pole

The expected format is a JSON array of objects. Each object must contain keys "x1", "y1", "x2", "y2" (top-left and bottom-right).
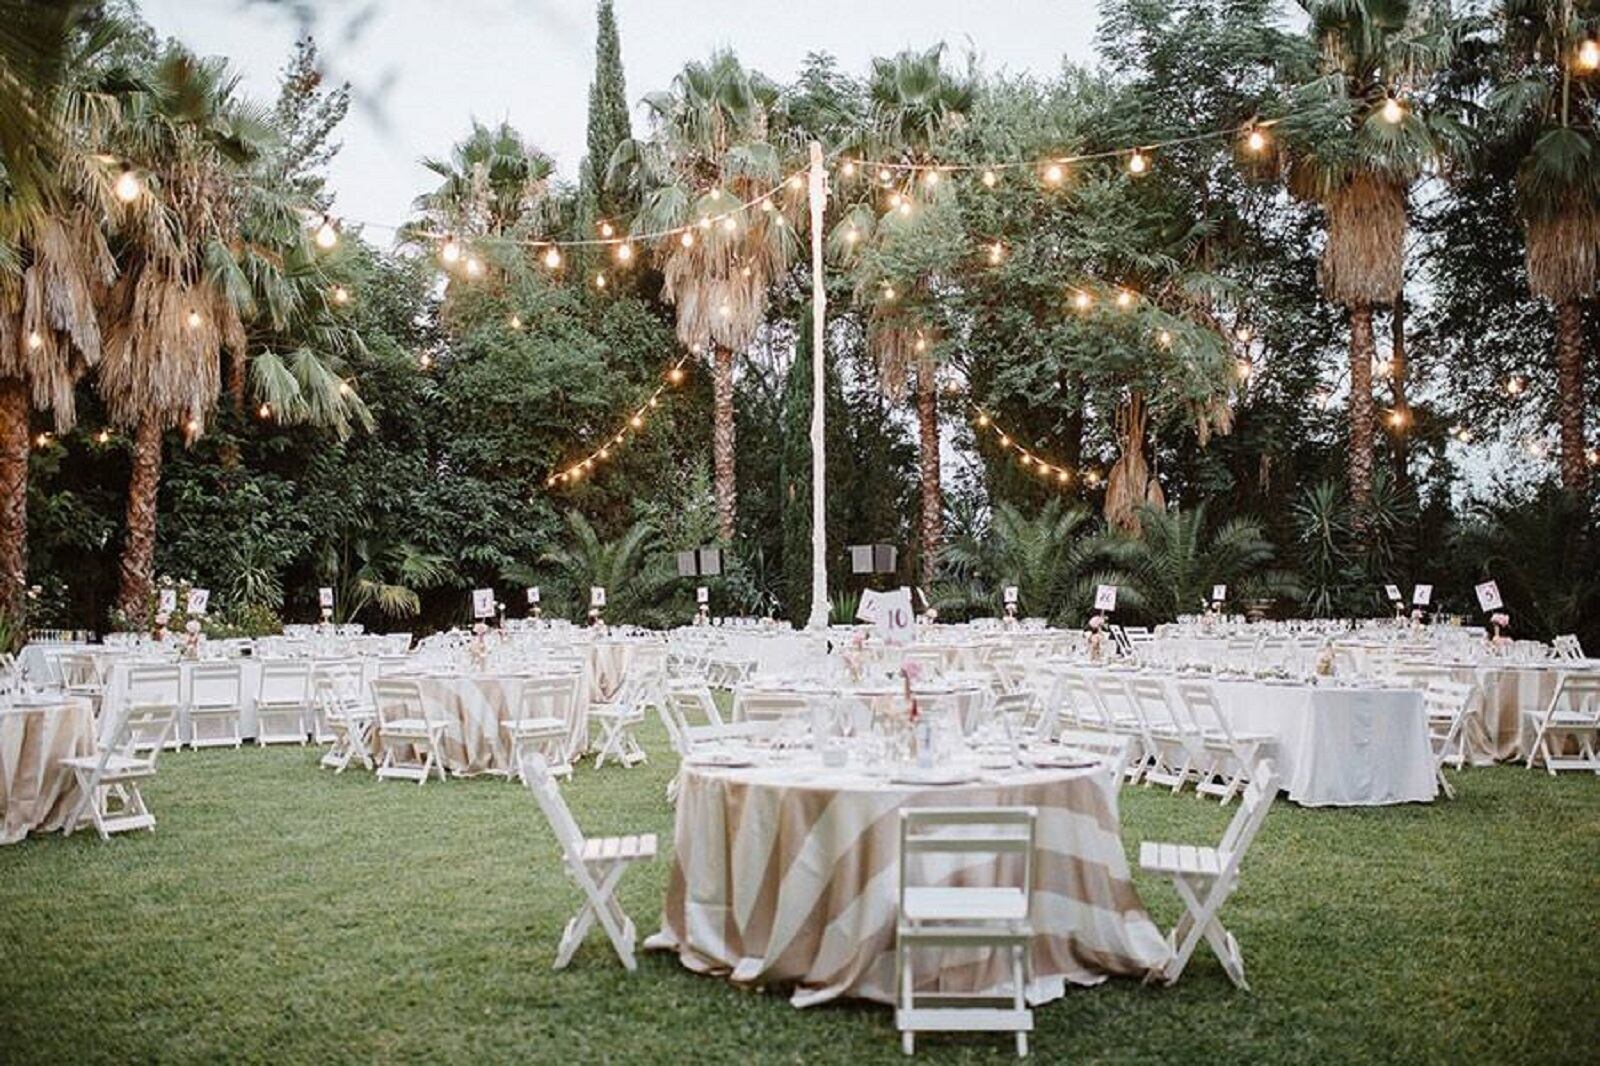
[{"x1": 805, "y1": 141, "x2": 830, "y2": 631}]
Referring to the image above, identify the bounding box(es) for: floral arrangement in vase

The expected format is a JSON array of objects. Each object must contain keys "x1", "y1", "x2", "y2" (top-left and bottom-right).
[
  {"x1": 1489, "y1": 612, "x2": 1511, "y2": 649},
  {"x1": 152, "y1": 611, "x2": 171, "y2": 643},
  {"x1": 469, "y1": 621, "x2": 490, "y2": 671},
  {"x1": 1409, "y1": 607, "x2": 1426, "y2": 634},
  {"x1": 181, "y1": 618, "x2": 204, "y2": 660},
  {"x1": 1086, "y1": 614, "x2": 1107, "y2": 663}
]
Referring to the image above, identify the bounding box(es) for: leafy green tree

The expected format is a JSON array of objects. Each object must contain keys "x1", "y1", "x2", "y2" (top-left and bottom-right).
[
  {"x1": 530, "y1": 511, "x2": 679, "y2": 625},
  {"x1": 584, "y1": 0, "x2": 632, "y2": 222},
  {"x1": 1109, "y1": 502, "x2": 1300, "y2": 621},
  {"x1": 934, "y1": 497, "x2": 1111, "y2": 623}
]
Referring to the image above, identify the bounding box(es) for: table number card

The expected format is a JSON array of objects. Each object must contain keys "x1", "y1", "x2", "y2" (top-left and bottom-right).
[
  {"x1": 590, "y1": 586, "x2": 607, "y2": 609},
  {"x1": 318, "y1": 587, "x2": 334, "y2": 609},
  {"x1": 1211, "y1": 584, "x2": 1227, "y2": 603},
  {"x1": 1411, "y1": 584, "x2": 1433, "y2": 607},
  {"x1": 878, "y1": 587, "x2": 914, "y2": 646},
  {"x1": 472, "y1": 588, "x2": 495, "y2": 618},
  {"x1": 1474, "y1": 580, "x2": 1503, "y2": 612},
  {"x1": 1003, "y1": 586, "x2": 1019, "y2": 606},
  {"x1": 186, "y1": 588, "x2": 210, "y2": 615},
  {"x1": 158, "y1": 589, "x2": 177, "y2": 614},
  {"x1": 526, "y1": 586, "x2": 540, "y2": 605},
  {"x1": 1094, "y1": 584, "x2": 1118, "y2": 612},
  {"x1": 1384, "y1": 584, "x2": 1402, "y2": 603},
  {"x1": 856, "y1": 587, "x2": 884, "y2": 623},
  {"x1": 696, "y1": 586, "x2": 709, "y2": 605}
]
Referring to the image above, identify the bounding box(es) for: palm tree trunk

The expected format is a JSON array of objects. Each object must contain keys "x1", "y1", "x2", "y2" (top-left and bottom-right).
[
  {"x1": 916, "y1": 356, "x2": 941, "y2": 583},
  {"x1": 711, "y1": 345, "x2": 737, "y2": 541},
  {"x1": 1390, "y1": 294, "x2": 1410, "y2": 491},
  {"x1": 228, "y1": 349, "x2": 247, "y2": 416},
  {"x1": 116, "y1": 414, "x2": 164, "y2": 618},
  {"x1": 1348, "y1": 303, "x2": 1376, "y2": 516},
  {"x1": 0, "y1": 378, "x2": 29, "y2": 620},
  {"x1": 1555, "y1": 299, "x2": 1589, "y2": 493}
]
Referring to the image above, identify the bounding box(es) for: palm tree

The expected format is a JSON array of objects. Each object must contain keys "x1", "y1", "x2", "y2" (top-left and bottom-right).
[
  {"x1": 532, "y1": 512, "x2": 680, "y2": 625},
  {"x1": 1282, "y1": 0, "x2": 1466, "y2": 513},
  {"x1": 610, "y1": 49, "x2": 801, "y2": 541},
  {"x1": 1487, "y1": 0, "x2": 1600, "y2": 491},
  {"x1": 96, "y1": 47, "x2": 278, "y2": 617},
  {"x1": 832, "y1": 45, "x2": 973, "y2": 581},
  {"x1": 0, "y1": 15, "x2": 122, "y2": 619},
  {"x1": 1111, "y1": 503, "x2": 1300, "y2": 621},
  {"x1": 934, "y1": 497, "x2": 1112, "y2": 624}
]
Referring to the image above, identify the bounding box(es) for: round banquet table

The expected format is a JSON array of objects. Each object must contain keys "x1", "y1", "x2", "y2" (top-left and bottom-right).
[
  {"x1": 646, "y1": 756, "x2": 1171, "y2": 1007},
  {"x1": 733, "y1": 676, "x2": 992, "y2": 733},
  {"x1": 375, "y1": 671, "x2": 589, "y2": 774},
  {"x1": 0, "y1": 697, "x2": 95, "y2": 844}
]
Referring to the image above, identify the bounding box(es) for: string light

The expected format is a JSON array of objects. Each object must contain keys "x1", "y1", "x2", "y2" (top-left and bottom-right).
[
  {"x1": 26, "y1": 330, "x2": 43, "y2": 351},
  {"x1": 1451, "y1": 425, "x2": 1473, "y2": 443},
  {"x1": 882, "y1": 284, "x2": 897, "y2": 302},
  {"x1": 968, "y1": 406, "x2": 1079, "y2": 491},
  {"x1": 331, "y1": 285, "x2": 350, "y2": 305},
  {"x1": 845, "y1": 226, "x2": 860, "y2": 245},
  {"x1": 1115, "y1": 288, "x2": 1136, "y2": 309},
  {"x1": 1386, "y1": 407, "x2": 1409, "y2": 429},
  {"x1": 509, "y1": 314, "x2": 523, "y2": 330},
  {"x1": 96, "y1": 429, "x2": 110, "y2": 444},
  {"x1": 668, "y1": 366, "x2": 685, "y2": 385},
  {"x1": 1380, "y1": 97, "x2": 1405, "y2": 124},
  {"x1": 1127, "y1": 149, "x2": 1149, "y2": 175},
  {"x1": 897, "y1": 198, "x2": 912, "y2": 216},
  {"x1": 543, "y1": 246, "x2": 562, "y2": 270},
  {"x1": 680, "y1": 231, "x2": 695, "y2": 248},
  {"x1": 1245, "y1": 127, "x2": 1268, "y2": 153},
  {"x1": 464, "y1": 255, "x2": 485, "y2": 279},
  {"x1": 186, "y1": 308, "x2": 202, "y2": 329},
  {"x1": 615, "y1": 242, "x2": 634, "y2": 263},
  {"x1": 419, "y1": 353, "x2": 433, "y2": 370},
  {"x1": 440, "y1": 236, "x2": 462, "y2": 265},
  {"x1": 258, "y1": 403, "x2": 271, "y2": 419},
  {"x1": 314, "y1": 216, "x2": 339, "y2": 250},
  {"x1": 981, "y1": 169, "x2": 998, "y2": 187},
  {"x1": 721, "y1": 215, "x2": 737, "y2": 232},
  {"x1": 1505, "y1": 374, "x2": 1526, "y2": 397},
  {"x1": 1071, "y1": 289, "x2": 1092, "y2": 310},
  {"x1": 840, "y1": 160, "x2": 856, "y2": 177},
  {"x1": 34, "y1": 432, "x2": 50, "y2": 448},
  {"x1": 1156, "y1": 329, "x2": 1173, "y2": 348},
  {"x1": 186, "y1": 417, "x2": 202, "y2": 435},
  {"x1": 987, "y1": 241, "x2": 1003, "y2": 264},
  {"x1": 1043, "y1": 162, "x2": 1065, "y2": 185},
  {"x1": 113, "y1": 167, "x2": 142, "y2": 203},
  {"x1": 888, "y1": 191, "x2": 903, "y2": 209},
  {"x1": 599, "y1": 220, "x2": 615, "y2": 238},
  {"x1": 1577, "y1": 38, "x2": 1599, "y2": 71},
  {"x1": 878, "y1": 167, "x2": 892, "y2": 183},
  {"x1": 923, "y1": 169, "x2": 940, "y2": 188},
  {"x1": 595, "y1": 272, "x2": 608, "y2": 289}
]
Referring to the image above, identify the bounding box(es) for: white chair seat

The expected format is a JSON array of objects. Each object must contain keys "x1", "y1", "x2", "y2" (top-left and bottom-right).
[
  {"x1": 1139, "y1": 841, "x2": 1227, "y2": 879},
  {"x1": 381, "y1": 717, "x2": 434, "y2": 737},
  {"x1": 508, "y1": 715, "x2": 566, "y2": 736},
  {"x1": 590, "y1": 702, "x2": 644, "y2": 721},
  {"x1": 902, "y1": 885, "x2": 1029, "y2": 923},
  {"x1": 61, "y1": 753, "x2": 154, "y2": 778},
  {"x1": 580, "y1": 833, "x2": 658, "y2": 864}
]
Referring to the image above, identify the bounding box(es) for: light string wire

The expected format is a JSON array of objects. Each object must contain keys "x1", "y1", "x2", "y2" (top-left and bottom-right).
[
  {"x1": 548, "y1": 354, "x2": 693, "y2": 487},
  {"x1": 968, "y1": 402, "x2": 1098, "y2": 490}
]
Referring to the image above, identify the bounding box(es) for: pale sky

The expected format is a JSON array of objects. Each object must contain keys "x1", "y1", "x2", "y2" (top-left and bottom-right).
[{"x1": 140, "y1": 0, "x2": 1109, "y2": 232}]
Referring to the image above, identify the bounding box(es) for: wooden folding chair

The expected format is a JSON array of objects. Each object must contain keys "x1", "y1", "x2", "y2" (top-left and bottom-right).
[
  {"x1": 510, "y1": 676, "x2": 576, "y2": 779},
  {"x1": 1175, "y1": 680, "x2": 1273, "y2": 805},
  {"x1": 255, "y1": 661, "x2": 312, "y2": 745},
  {"x1": 589, "y1": 675, "x2": 648, "y2": 769},
  {"x1": 1139, "y1": 761, "x2": 1279, "y2": 989},
  {"x1": 1523, "y1": 672, "x2": 1600, "y2": 774},
  {"x1": 372, "y1": 678, "x2": 450, "y2": 784},
  {"x1": 315, "y1": 675, "x2": 376, "y2": 773},
  {"x1": 1055, "y1": 728, "x2": 1135, "y2": 786},
  {"x1": 896, "y1": 806, "x2": 1036, "y2": 1058},
  {"x1": 188, "y1": 662, "x2": 243, "y2": 749},
  {"x1": 62, "y1": 703, "x2": 178, "y2": 840},
  {"x1": 1127, "y1": 677, "x2": 1201, "y2": 792},
  {"x1": 521, "y1": 752, "x2": 656, "y2": 971},
  {"x1": 124, "y1": 665, "x2": 183, "y2": 751}
]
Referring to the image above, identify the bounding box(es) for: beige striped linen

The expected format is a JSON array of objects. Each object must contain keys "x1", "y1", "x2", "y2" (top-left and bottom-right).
[
  {"x1": 647, "y1": 762, "x2": 1171, "y2": 1007},
  {"x1": 372, "y1": 671, "x2": 588, "y2": 774},
  {"x1": 0, "y1": 699, "x2": 95, "y2": 844}
]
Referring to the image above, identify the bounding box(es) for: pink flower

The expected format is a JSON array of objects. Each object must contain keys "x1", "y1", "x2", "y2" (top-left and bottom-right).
[
  {"x1": 1491, "y1": 612, "x2": 1509, "y2": 628},
  {"x1": 900, "y1": 659, "x2": 923, "y2": 685},
  {"x1": 184, "y1": 620, "x2": 201, "y2": 634},
  {"x1": 1088, "y1": 614, "x2": 1105, "y2": 630},
  {"x1": 472, "y1": 622, "x2": 488, "y2": 636}
]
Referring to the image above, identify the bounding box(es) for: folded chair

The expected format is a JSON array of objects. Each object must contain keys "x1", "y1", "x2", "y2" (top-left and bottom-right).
[
  {"x1": 521, "y1": 752, "x2": 656, "y2": 971},
  {"x1": 1523, "y1": 672, "x2": 1600, "y2": 774},
  {"x1": 1423, "y1": 680, "x2": 1475, "y2": 796},
  {"x1": 1139, "y1": 761, "x2": 1279, "y2": 989}
]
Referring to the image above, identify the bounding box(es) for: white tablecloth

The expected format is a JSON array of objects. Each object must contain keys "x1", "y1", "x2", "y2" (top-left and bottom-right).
[{"x1": 1208, "y1": 679, "x2": 1435, "y2": 806}]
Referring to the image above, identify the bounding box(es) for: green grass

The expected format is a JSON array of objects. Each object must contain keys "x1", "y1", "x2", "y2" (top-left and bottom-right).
[{"x1": 2, "y1": 719, "x2": 1598, "y2": 1064}]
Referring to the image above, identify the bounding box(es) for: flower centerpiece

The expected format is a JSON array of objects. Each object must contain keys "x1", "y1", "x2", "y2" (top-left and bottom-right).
[
  {"x1": 1086, "y1": 614, "x2": 1107, "y2": 663},
  {"x1": 1314, "y1": 641, "x2": 1336, "y2": 678},
  {"x1": 181, "y1": 618, "x2": 204, "y2": 660},
  {"x1": 152, "y1": 610, "x2": 171, "y2": 643},
  {"x1": 1489, "y1": 612, "x2": 1511, "y2": 649},
  {"x1": 899, "y1": 658, "x2": 931, "y2": 765},
  {"x1": 842, "y1": 629, "x2": 867, "y2": 683},
  {"x1": 469, "y1": 621, "x2": 490, "y2": 671},
  {"x1": 1409, "y1": 607, "x2": 1426, "y2": 635}
]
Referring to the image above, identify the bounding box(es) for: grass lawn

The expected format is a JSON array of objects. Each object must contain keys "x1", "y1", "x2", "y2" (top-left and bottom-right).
[{"x1": 2, "y1": 717, "x2": 1598, "y2": 1064}]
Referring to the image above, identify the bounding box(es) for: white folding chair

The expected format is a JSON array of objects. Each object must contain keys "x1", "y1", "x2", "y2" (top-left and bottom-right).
[
  {"x1": 896, "y1": 806, "x2": 1036, "y2": 1058},
  {"x1": 188, "y1": 662, "x2": 243, "y2": 749},
  {"x1": 1523, "y1": 672, "x2": 1600, "y2": 774},
  {"x1": 521, "y1": 751, "x2": 656, "y2": 971},
  {"x1": 372, "y1": 678, "x2": 450, "y2": 784},
  {"x1": 1139, "y1": 762, "x2": 1279, "y2": 989},
  {"x1": 255, "y1": 661, "x2": 312, "y2": 745},
  {"x1": 1551, "y1": 634, "x2": 1584, "y2": 661},
  {"x1": 990, "y1": 690, "x2": 1049, "y2": 743},
  {"x1": 61, "y1": 652, "x2": 105, "y2": 712},
  {"x1": 1423, "y1": 679, "x2": 1475, "y2": 796},
  {"x1": 62, "y1": 703, "x2": 177, "y2": 840},
  {"x1": 589, "y1": 676, "x2": 648, "y2": 769},
  {"x1": 1090, "y1": 675, "x2": 1157, "y2": 783},
  {"x1": 510, "y1": 676, "x2": 576, "y2": 780},
  {"x1": 736, "y1": 691, "x2": 811, "y2": 724},
  {"x1": 315, "y1": 674, "x2": 376, "y2": 773},
  {"x1": 1055, "y1": 728, "x2": 1135, "y2": 786},
  {"x1": 125, "y1": 665, "x2": 183, "y2": 752},
  {"x1": 1175, "y1": 680, "x2": 1273, "y2": 805},
  {"x1": 1127, "y1": 677, "x2": 1202, "y2": 792}
]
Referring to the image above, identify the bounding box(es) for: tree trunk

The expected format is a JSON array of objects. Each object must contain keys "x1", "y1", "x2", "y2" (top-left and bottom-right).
[
  {"x1": 916, "y1": 356, "x2": 942, "y2": 584},
  {"x1": 116, "y1": 414, "x2": 164, "y2": 619},
  {"x1": 1555, "y1": 299, "x2": 1589, "y2": 493},
  {"x1": 711, "y1": 345, "x2": 737, "y2": 542},
  {"x1": 0, "y1": 378, "x2": 29, "y2": 620},
  {"x1": 1348, "y1": 303, "x2": 1376, "y2": 517},
  {"x1": 1389, "y1": 294, "x2": 1409, "y2": 490},
  {"x1": 229, "y1": 349, "x2": 247, "y2": 416}
]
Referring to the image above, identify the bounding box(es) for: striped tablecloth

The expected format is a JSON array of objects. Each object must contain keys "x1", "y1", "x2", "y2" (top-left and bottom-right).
[
  {"x1": 648, "y1": 758, "x2": 1169, "y2": 1007},
  {"x1": 0, "y1": 698, "x2": 94, "y2": 844},
  {"x1": 375, "y1": 671, "x2": 589, "y2": 774}
]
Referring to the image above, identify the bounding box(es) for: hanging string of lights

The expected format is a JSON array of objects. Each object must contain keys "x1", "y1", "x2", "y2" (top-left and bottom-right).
[
  {"x1": 546, "y1": 355, "x2": 692, "y2": 488},
  {"x1": 968, "y1": 403, "x2": 1101, "y2": 490}
]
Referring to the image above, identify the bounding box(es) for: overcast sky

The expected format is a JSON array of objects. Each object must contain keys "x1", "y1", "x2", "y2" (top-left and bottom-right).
[{"x1": 141, "y1": 0, "x2": 1111, "y2": 231}]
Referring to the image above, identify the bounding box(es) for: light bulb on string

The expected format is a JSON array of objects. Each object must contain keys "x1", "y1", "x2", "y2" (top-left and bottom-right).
[
  {"x1": 897, "y1": 199, "x2": 912, "y2": 216},
  {"x1": 186, "y1": 308, "x2": 202, "y2": 329},
  {"x1": 331, "y1": 285, "x2": 350, "y2": 306},
  {"x1": 680, "y1": 231, "x2": 695, "y2": 249},
  {"x1": 648, "y1": 396, "x2": 659, "y2": 409},
  {"x1": 1386, "y1": 407, "x2": 1408, "y2": 429},
  {"x1": 186, "y1": 417, "x2": 202, "y2": 436},
  {"x1": 594, "y1": 272, "x2": 607, "y2": 289},
  {"x1": 464, "y1": 255, "x2": 485, "y2": 279},
  {"x1": 1056, "y1": 469, "x2": 1070, "y2": 484},
  {"x1": 1072, "y1": 290, "x2": 1092, "y2": 311},
  {"x1": 615, "y1": 242, "x2": 634, "y2": 263},
  {"x1": 599, "y1": 220, "x2": 615, "y2": 238},
  {"x1": 787, "y1": 174, "x2": 803, "y2": 191},
  {"x1": 96, "y1": 429, "x2": 110, "y2": 444},
  {"x1": 509, "y1": 314, "x2": 523, "y2": 330},
  {"x1": 699, "y1": 216, "x2": 712, "y2": 230},
  {"x1": 1505, "y1": 374, "x2": 1526, "y2": 396},
  {"x1": 1576, "y1": 38, "x2": 1599, "y2": 71},
  {"x1": 845, "y1": 226, "x2": 859, "y2": 245},
  {"x1": 1156, "y1": 329, "x2": 1173, "y2": 349},
  {"x1": 113, "y1": 166, "x2": 142, "y2": 203},
  {"x1": 882, "y1": 284, "x2": 897, "y2": 302},
  {"x1": 1116, "y1": 288, "x2": 1136, "y2": 309},
  {"x1": 976, "y1": 412, "x2": 990, "y2": 427},
  {"x1": 34, "y1": 432, "x2": 50, "y2": 448},
  {"x1": 721, "y1": 215, "x2": 737, "y2": 232},
  {"x1": 841, "y1": 160, "x2": 856, "y2": 178},
  {"x1": 987, "y1": 241, "x2": 1003, "y2": 265},
  {"x1": 981, "y1": 169, "x2": 998, "y2": 188},
  {"x1": 922, "y1": 169, "x2": 939, "y2": 188},
  {"x1": 877, "y1": 167, "x2": 892, "y2": 183},
  {"x1": 543, "y1": 246, "x2": 562, "y2": 270},
  {"x1": 338, "y1": 381, "x2": 352, "y2": 397},
  {"x1": 314, "y1": 216, "x2": 338, "y2": 249},
  {"x1": 419, "y1": 353, "x2": 433, "y2": 370},
  {"x1": 26, "y1": 330, "x2": 43, "y2": 351},
  {"x1": 1245, "y1": 127, "x2": 1268, "y2": 153},
  {"x1": 440, "y1": 236, "x2": 461, "y2": 265},
  {"x1": 630, "y1": 414, "x2": 643, "y2": 429},
  {"x1": 914, "y1": 334, "x2": 927, "y2": 353},
  {"x1": 1380, "y1": 97, "x2": 1405, "y2": 124},
  {"x1": 1043, "y1": 162, "x2": 1065, "y2": 185},
  {"x1": 999, "y1": 434, "x2": 1011, "y2": 448},
  {"x1": 888, "y1": 191, "x2": 903, "y2": 209},
  {"x1": 1127, "y1": 149, "x2": 1148, "y2": 175},
  {"x1": 668, "y1": 366, "x2": 685, "y2": 385}
]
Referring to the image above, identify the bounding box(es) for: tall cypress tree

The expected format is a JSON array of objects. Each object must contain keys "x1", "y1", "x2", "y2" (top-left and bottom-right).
[{"x1": 585, "y1": 0, "x2": 631, "y2": 219}]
